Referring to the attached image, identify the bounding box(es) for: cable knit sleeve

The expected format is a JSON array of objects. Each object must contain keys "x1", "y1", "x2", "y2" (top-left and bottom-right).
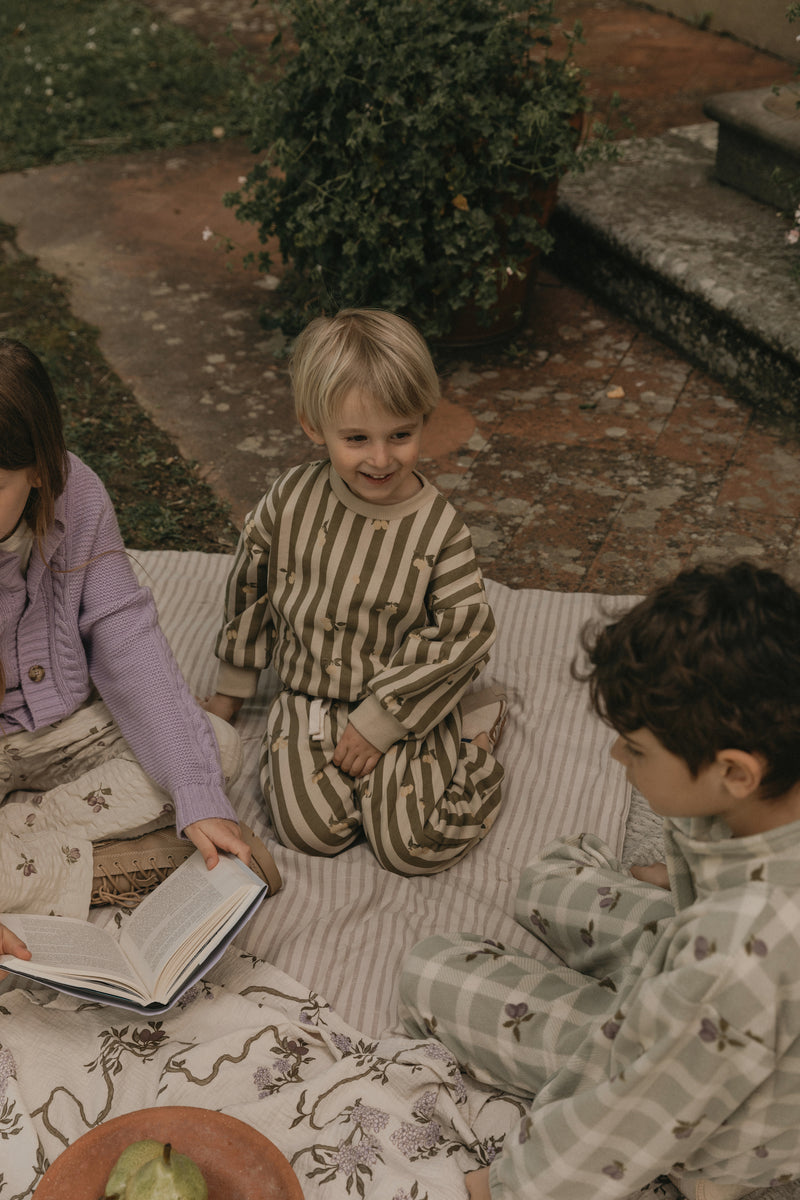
[{"x1": 64, "y1": 461, "x2": 237, "y2": 832}]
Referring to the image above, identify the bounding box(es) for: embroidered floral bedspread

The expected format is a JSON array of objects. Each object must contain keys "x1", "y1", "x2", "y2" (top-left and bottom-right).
[{"x1": 0, "y1": 949, "x2": 527, "y2": 1200}]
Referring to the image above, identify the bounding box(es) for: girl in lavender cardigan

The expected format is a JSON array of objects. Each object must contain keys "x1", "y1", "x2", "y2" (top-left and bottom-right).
[{"x1": 0, "y1": 338, "x2": 250, "y2": 968}]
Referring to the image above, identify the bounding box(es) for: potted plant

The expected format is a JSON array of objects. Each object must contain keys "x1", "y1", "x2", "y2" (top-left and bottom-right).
[{"x1": 227, "y1": 0, "x2": 609, "y2": 343}]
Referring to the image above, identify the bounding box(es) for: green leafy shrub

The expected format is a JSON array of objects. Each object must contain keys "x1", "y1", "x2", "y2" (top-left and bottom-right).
[{"x1": 226, "y1": 0, "x2": 610, "y2": 340}]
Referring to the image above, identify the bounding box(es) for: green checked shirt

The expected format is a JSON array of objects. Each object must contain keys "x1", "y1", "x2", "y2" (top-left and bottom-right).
[{"x1": 487, "y1": 820, "x2": 800, "y2": 1197}]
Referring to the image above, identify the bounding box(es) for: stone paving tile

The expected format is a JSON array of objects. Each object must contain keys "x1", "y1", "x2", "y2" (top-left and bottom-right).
[
  {"x1": 715, "y1": 418, "x2": 800, "y2": 516},
  {"x1": 655, "y1": 374, "x2": 752, "y2": 469},
  {"x1": 587, "y1": 505, "x2": 800, "y2": 594}
]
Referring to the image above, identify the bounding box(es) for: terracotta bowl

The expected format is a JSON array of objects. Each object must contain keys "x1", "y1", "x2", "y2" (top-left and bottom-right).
[{"x1": 33, "y1": 1106, "x2": 304, "y2": 1199}]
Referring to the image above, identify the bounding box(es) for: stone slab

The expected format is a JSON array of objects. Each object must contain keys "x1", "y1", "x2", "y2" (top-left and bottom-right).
[
  {"x1": 549, "y1": 125, "x2": 800, "y2": 414},
  {"x1": 704, "y1": 85, "x2": 800, "y2": 209}
]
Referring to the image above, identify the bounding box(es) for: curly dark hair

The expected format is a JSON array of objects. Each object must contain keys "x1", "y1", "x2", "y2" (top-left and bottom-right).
[{"x1": 577, "y1": 561, "x2": 800, "y2": 800}]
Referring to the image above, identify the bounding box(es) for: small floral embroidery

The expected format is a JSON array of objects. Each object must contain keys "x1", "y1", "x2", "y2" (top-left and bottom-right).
[
  {"x1": 0, "y1": 1047, "x2": 17, "y2": 1101},
  {"x1": 61, "y1": 845, "x2": 81, "y2": 865},
  {"x1": 481, "y1": 1136, "x2": 502, "y2": 1162},
  {"x1": 698, "y1": 1016, "x2": 744, "y2": 1051},
  {"x1": 745, "y1": 935, "x2": 768, "y2": 957},
  {"x1": 597, "y1": 886, "x2": 621, "y2": 911},
  {"x1": 391, "y1": 1118, "x2": 442, "y2": 1159},
  {"x1": 331, "y1": 1032, "x2": 354, "y2": 1055},
  {"x1": 602, "y1": 1011, "x2": 624, "y2": 1040},
  {"x1": 672, "y1": 1118, "x2": 701, "y2": 1140},
  {"x1": 602, "y1": 1161, "x2": 625, "y2": 1180},
  {"x1": 580, "y1": 919, "x2": 594, "y2": 947},
  {"x1": 16, "y1": 854, "x2": 36, "y2": 877},
  {"x1": 413, "y1": 1091, "x2": 437, "y2": 1121},
  {"x1": 528, "y1": 908, "x2": 549, "y2": 935},
  {"x1": 422, "y1": 1040, "x2": 456, "y2": 1065},
  {"x1": 350, "y1": 1103, "x2": 390, "y2": 1135},
  {"x1": 465, "y1": 939, "x2": 505, "y2": 962},
  {"x1": 694, "y1": 935, "x2": 715, "y2": 960},
  {"x1": 83, "y1": 787, "x2": 112, "y2": 813},
  {"x1": 503, "y1": 1002, "x2": 534, "y2": 1042},
  {"x1": 131, "y1": 1026, "x2": 168, "y2": 1052}
]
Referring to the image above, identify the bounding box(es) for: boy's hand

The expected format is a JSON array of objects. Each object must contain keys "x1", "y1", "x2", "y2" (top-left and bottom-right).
[
  {"x1": 332, "y1": 723, "x2": 381, "y2": 777},
  {"x1": 184, "y1": 818, "x2": 252, "y2": 871},
  {"x1": 630, "y1": 861, "x2": 670, "y2": 889},
  {"x1": 465, "y1": 1167, "x2": 492, "y2": 1199},
  {"x1": 0, "y1": 922, "x2": 31, "y2": 980},
  {"x1": 202, "y1": 692, "x2": 243, "y2": 723}
]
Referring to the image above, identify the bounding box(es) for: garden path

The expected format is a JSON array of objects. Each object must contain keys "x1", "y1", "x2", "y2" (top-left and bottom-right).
[{"x1": 0, "y1": 0, "x2": 798, "y2": 593}]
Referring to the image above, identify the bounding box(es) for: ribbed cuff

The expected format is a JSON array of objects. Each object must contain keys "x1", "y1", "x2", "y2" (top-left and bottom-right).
[
  {"x1": 172, "y1": 784, "x2": 239, "y2": 834},
  {"x1": 215, "y1": 661, "x2": 261, "y2": 699},
  {"x1": 348, "y1": 693, "x2": 407, "y2": 753}
]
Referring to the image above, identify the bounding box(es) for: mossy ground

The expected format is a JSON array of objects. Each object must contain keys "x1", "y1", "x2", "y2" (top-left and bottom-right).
[
  {"x1": 0, "y1": 222, "x2": 236, "y2": 550},
  {"x1": 0, "y1": 0, "x2": 253, "y2": 548}
]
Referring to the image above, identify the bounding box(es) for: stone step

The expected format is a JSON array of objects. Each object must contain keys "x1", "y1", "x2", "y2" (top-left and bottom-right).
[
  {"x1": 703, "y1": 85, "x2": 800, "y2": 211},
  {"x1": 548, "y1": 125, "x2": 800, "y2": 414}
]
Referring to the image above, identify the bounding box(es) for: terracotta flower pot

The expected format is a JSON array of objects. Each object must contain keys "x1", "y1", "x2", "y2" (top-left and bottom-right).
[{"x1": 436, "y1": 176, "x2": 561, "y2": 347}]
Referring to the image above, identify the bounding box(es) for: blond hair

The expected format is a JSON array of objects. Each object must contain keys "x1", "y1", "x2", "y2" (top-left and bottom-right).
[{"x1": 290, "y1": 309, "x2": 440, "y2": 432}]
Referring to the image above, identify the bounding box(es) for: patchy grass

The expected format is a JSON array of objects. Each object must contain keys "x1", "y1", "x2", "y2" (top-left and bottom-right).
[
  {"x1": 0, "y1": 0, "x2": 250, "y2": 549},
  {"x1": 0, "y1": 223, "x2": 237, "y2": 551},
  {"x1": 0, "y1": 0, "x2": 252, "y2": 171}
]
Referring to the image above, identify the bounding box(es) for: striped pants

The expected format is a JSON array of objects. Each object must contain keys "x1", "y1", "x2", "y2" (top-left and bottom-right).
[
  {"x1": 259, "y1": 690, "x2": 504, "y2": 875},
  {"x1": 0, "y1": 697, "x2": 242, "y2": 919}
]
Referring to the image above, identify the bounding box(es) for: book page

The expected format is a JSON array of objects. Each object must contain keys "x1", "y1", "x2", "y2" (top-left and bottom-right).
[
  {"x1": 119, "y1": 852, "x2": 261, "y2": 989},
  {"x1": 0, "y1": 912, "x2": 144, "y2": 994}
]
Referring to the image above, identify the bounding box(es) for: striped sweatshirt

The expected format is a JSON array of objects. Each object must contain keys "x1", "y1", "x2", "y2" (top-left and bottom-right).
[{"x1": 214, "y1": 461, "x2": 496, "y2": 752}]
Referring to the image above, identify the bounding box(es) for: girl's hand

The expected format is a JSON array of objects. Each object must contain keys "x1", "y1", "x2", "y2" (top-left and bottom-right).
[
  {"x1": 0, "y1": 923, "x2": 31, "y2": 981},
  {"x1": 465, "y1": 1167, "x2": 492, "y2": 1199},
  {"x1": 184, "y1": 818, "x2": 251, "y2": 871},
  {"x1": 630, "y1": 861, "x2": 670, "y2": 889},
  {"x1": 332, "y1": 723, "x2": 381, "y2": 778},
  {"x1": 202, "y1": 693, "x2": 243, "y2": 723}
]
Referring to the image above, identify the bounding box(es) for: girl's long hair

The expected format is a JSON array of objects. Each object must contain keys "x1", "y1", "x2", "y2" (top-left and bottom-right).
[{"x1": 0, "y1": 339, "x2": 69, "y2": 703}]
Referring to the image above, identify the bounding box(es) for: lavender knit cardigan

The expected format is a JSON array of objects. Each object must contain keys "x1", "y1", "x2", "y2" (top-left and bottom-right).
[{"x1": 0, "y1": 454, "x2": 237, "y2": 832}]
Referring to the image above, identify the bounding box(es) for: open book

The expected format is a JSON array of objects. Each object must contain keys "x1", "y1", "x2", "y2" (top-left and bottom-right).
[{"x1": 0, "y1": 851, "x2": 270, "y2": 1014}]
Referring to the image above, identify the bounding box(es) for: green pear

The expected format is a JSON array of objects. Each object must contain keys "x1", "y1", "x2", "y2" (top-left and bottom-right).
[
  {"x1": 105, "y1": 1140, "x2": 165, "y2": 1198},
  {"x1": 124, "y1": 1142, "x2": 208, "y2": 1200}
]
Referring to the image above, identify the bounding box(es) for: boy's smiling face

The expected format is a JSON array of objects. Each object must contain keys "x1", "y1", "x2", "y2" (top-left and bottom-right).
[{"x1": 302, "y1": 388, "x2": 424, "y2": 505}]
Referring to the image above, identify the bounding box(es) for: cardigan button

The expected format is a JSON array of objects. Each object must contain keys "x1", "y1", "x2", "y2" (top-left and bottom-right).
[{"x1": 28, "y1": 665, "x2": 46, "y2": 683}]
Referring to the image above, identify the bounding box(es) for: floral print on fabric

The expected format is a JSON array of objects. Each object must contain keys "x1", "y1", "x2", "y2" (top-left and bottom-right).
[{"x1": 0, "y1": 950, "x2": 522, "y2": 1199}]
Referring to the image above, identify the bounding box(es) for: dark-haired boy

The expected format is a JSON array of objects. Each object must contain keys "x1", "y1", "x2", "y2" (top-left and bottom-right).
[{"x1": 400, "y1": 561, "x2": 800, "y2": 1200}]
